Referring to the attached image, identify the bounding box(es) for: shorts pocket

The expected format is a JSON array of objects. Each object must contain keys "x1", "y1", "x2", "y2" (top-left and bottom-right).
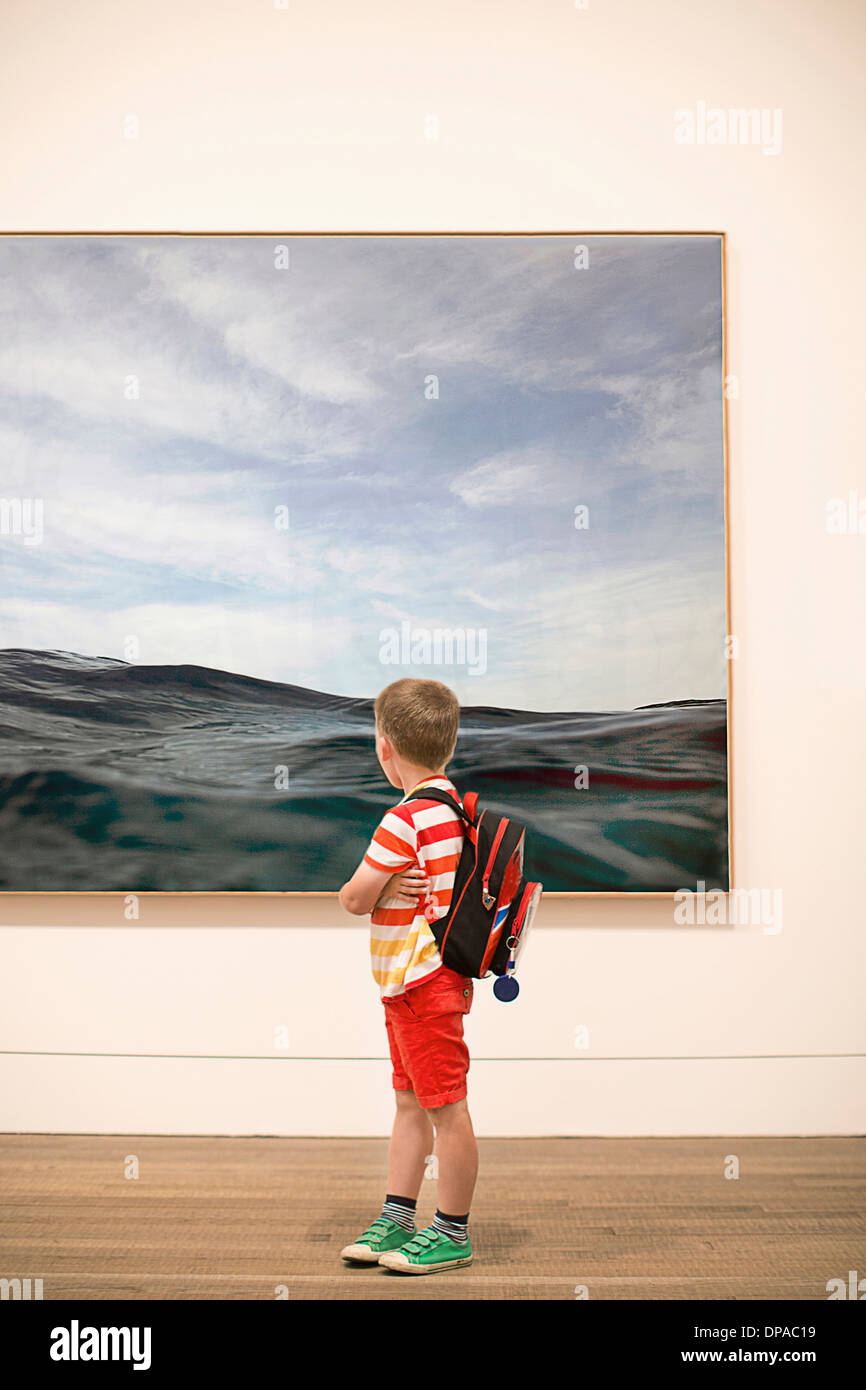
[{"x1": 405, "y1": 972, "x2": 473, "y2": 1019}]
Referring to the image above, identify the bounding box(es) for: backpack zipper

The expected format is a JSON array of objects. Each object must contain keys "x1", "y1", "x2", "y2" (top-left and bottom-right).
[{"x1": 482, "y1": 819, "x2": 508, "y2": 908}]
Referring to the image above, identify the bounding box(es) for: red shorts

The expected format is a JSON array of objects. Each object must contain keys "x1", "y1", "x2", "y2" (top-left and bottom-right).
[{"x1": 382, "y1": 964, "x2": 474, "y2": 1109}]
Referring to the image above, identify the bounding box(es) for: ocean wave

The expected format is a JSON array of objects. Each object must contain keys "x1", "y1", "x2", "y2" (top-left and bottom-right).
[{"x1": 0, "y1": 649, "x2": 728, "y2": 891}]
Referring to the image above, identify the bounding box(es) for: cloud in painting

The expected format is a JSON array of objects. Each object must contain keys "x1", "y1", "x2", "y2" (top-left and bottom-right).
[{"x1": 0, "y1": 234, "x2": 725, "y2": 710}]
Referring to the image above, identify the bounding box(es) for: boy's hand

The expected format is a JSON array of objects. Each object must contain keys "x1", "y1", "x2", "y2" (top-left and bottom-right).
[
  {"x1": 381, "y1": 866, "x2": 430, "y2": 906},
  {"x1": 338, "y1": 860, "x2": 429, "y2": 916}
]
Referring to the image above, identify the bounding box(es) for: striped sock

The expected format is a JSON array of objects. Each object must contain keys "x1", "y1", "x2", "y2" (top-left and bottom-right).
[
  {"x1": 381, "y1": 1194, "x2": 416, "y2": 1232},
  {"x1": 432, "y1": 1208, "x2": 469, "y2": 1244}
]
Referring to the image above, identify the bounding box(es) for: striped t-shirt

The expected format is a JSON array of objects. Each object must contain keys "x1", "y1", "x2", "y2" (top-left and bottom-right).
[{"x1": 363, "y1": 775, "x2": 465, "y2": 999}]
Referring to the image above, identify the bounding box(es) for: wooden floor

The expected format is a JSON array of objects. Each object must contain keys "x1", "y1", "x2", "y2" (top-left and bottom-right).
[{"x1": 1, "y1": 1135, "x2": 863, "y2": 1300}]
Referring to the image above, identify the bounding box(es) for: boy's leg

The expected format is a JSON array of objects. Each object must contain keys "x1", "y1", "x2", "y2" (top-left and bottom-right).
[
  {"x1": 378, "y1": 1098, "x2": 477, "y2": 1272},
  {"x1": 378, "y1": 973, "x2": 477, "y2": 1271},
  {"x1": 384, "y1": 1001, "x2": 433, "y2": 1199},
  {"x1": 387, "y1": 1088, "x2": 434, "y2": 1199},
  {"x1": 340, "y1": 1012, "x2": 431, "y2": 1262},
  {"x1": 428, "y1": 1096, "x2": 478, "y2": 1214}
]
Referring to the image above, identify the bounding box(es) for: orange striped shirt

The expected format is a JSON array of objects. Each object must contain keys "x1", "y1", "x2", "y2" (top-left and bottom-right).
[{"x1": 363, "y1": 776, "x2": 465, "y2": 999}]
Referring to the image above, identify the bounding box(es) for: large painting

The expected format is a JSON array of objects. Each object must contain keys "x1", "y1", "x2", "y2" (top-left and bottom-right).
[{"x1": 0, "y1": 233, "x2": 729, "y2": 893}]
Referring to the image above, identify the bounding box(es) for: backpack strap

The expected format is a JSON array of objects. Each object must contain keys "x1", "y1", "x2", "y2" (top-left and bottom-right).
[{"x1": 404, "y1": 786, "x2": 476, "y2": 826}]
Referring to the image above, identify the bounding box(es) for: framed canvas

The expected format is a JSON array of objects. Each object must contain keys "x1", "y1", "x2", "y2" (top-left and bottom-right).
[{"x1": 0, "y1": 231, "x2": 730, "y2": 895}]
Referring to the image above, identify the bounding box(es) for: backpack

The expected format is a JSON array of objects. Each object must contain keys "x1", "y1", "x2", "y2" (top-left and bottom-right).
[{"x1": 405, "y1": 786, "x2": 542, "y2": 999}]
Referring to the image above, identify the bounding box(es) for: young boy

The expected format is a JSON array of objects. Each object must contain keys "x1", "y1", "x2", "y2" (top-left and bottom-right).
[{"x1": 337, "y1": 677, "x2": 477, "y2": 1274}]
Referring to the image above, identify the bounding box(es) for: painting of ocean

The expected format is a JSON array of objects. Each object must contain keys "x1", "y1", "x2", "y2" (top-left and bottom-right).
[{"x1": 0, "y1": 233, "x2": 728, "y2": 892}]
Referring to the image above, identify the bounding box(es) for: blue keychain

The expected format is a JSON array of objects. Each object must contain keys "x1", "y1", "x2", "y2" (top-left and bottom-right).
[
  {"x1": 494, "y1": 935, "x2": 520, "y2": 1002},
  {"x1": 493, "y1": 974, "x2": 519, "y2": 1002}
]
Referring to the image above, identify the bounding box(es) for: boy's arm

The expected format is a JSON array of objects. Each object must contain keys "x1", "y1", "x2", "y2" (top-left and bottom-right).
[
  {"x1": 339, "y1": 864, "x2": 430, "y2": 916},
  {"x1": 339, "y1": 807, "x2": 419, "y2": 916},
  {"x1": 338, "y1": 861, "x2": 395, "y2": 916}
]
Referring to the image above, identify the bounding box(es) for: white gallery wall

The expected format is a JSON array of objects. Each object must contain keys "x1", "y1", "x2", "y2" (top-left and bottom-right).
[{"x1": 0, "y1": 0, "x2": 864, "y2": 1135}]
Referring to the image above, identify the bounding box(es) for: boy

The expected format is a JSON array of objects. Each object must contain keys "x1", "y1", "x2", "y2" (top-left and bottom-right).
[{"x1": 337, "y1": 677, "x2": 477, "y2": 1274}]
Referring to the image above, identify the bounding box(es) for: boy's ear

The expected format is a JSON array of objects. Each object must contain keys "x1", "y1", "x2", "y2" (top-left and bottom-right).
[{"x1": 378, "y1": 733, "x2": 393, "y2": 762}]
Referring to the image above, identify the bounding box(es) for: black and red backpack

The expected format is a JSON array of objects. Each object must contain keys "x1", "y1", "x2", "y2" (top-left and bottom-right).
[{"x1": 405, "y1": 786, "x2": 542, "y2": 998}]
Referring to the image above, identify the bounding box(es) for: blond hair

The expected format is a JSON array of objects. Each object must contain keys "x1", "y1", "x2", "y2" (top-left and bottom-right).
[{"x1": 374, "y1": 678, "x2": 460, "y2": 769}]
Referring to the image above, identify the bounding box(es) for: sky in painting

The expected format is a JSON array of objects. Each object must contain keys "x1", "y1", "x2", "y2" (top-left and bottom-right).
[{"x1": 0, "y1": 234, "x2": 725, "y2": 711}]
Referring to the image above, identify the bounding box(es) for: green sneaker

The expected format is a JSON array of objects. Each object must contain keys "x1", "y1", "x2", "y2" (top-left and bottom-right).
[
  {"x1": 341, "y1": 1216, "x2": 416, "y2": 1263},
  {"x1": 378, "y1": 1224, "x2": 473, "y2": 1274}
]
